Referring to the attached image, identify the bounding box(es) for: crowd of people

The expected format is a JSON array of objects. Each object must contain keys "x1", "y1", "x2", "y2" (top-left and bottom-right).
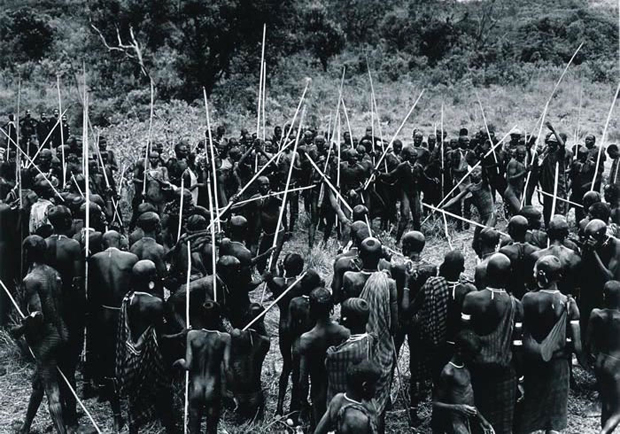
[{"x1": 2, "y1": 104, "x2": 620, "y2": 434}]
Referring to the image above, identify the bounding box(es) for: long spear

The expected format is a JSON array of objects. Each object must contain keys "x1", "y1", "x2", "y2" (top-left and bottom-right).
[
  {"x1": 306, "y1": 155, "x2": 353, "y2": 213},
  {"x1": 255, "y1": 25, "x2": 266, "y2": 171},
  {"x1": 591, "y1": 81, "x2": 620, "y2": 191},
  {"x1": 364, "y1": 89, "x2": 426, "y2": 190},
  {"x1": 82, "y1": 69, "x2": 91, "y2": 363},
  {"x1": 232, "y1": 185, "x2": 315, "y2": 207},
  {"x1": 177, "y1": 176, "x2": 185, "y2": 242},
  {"x1": 206, "y1": 177, "x2": 217, "y2": 304},
  {"x1": 277, "y1": 78, "x2": 311, "y2": 162},
  {"x1": 58, "y1": 75, "x2": 66, "y2": 187},
  {"x1": 203, "y1": 88, "x2": 221, "y2": 232},
  {"x1": 261, "y1": 107, "x2": 305, "y2": 304},
  {"x1": 142, "y1": 80, "x2": 155, "y2": 198},
  {"x1": 26, "y1": 109, "x2": 69, "y2": 167},
  {"x1": 421, "y1": 202, "x2": 509, "y2": 237},
  {"x1": 16, "y1": 77, "x2": 22, "y2": 210},
  {"x1": 245, "y1": 272, "x2": 307, "y2": 331},
  {"x1": 550, "y1": 162, "x2": 560, "y2": 219},
  {"x1": 183, "y1": 240, "x2": 191, "y2": 434},
  {"x1": 475, "y1": 92, "x2": 500, "y2": 172}
]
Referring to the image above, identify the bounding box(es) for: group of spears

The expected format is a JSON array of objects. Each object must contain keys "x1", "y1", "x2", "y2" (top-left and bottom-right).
[{"x1": 5, "y1": 59, "x2": 620, "y2": 434}]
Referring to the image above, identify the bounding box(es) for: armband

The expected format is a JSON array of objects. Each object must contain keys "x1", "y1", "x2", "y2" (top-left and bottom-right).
[
  {"x1": 461, "y1": 313, "x2": 471, "y2": 321},
  {"x1": 570, "y1": 320, "x2": 580, "y2": 326},
  {"x1": 515, "y1": 322, "x2": 522, "y2": 328},
  {"x1": 404, "y1": 287, "x2": 410, "y2": 292},
  {"x1": 513, "y1": 340, "x2": 522, "y2": 346}
]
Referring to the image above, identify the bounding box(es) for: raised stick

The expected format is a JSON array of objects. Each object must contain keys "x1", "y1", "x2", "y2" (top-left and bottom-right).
[
  {"x1": 206, "y1": 178, "x2": 217, "y2": 303},
  {"x1": 26, "y1": 108, "x2": 68, "y2": 167},
  {"x1": 550, "y1": 162, "x2": 560, "y2": 218},
  {"x1": 203, "y1": 88, "x2": 221, "y2": 232},
  {"x1": 422, "y1": 125, "x2": 517, "y2": 225},
  {"x1": 475, "y1": 91, "x2": 500, "y2": 171},
  {"x1": 261, "y1": 107, "x2": 305, "y2": 303},
  {"x1": 277, "y1": 78, "x2": 311, "y2": 163},
  {"x1": 184, "y1": 240, "x2": 191, "y2": 434},
  {"x1": 364, "y1": 89, "x2": 426, "y2": 190},
  {"x1": 142, "y1": 80, "x2": 155, "y2": 198},
  {"x1": 57, "y1": 76, "x2": 66, "y2": 187},
  {"x1": 307, "y1": 155, "x2": 353, "y2": 213},
  {"x1": 522, "y1": 42, "x2": 584, "y2": 203},
  {"x1": 536, "y1": 188, "x2": 583, "y2": 208},
  {"x1": 245, "y1": 272, "x2": 307, "y2": 331},
  {"x1": 232, "y1": 185, "x2": 315, "y2": 207},
  {"x1": 177, "y1": 176, "x2": 185, "y2": 242},
  {"x1": 422, "y1": 202, "x2": 508, "y2": 237},
  {"x1": 591, "y1": 81, "x2": 620, "y2": 191}
]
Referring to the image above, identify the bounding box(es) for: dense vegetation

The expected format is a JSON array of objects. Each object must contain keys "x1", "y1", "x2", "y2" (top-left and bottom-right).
[{"x1": 0, "y1": 0, "x2": 618, "y2": 130}]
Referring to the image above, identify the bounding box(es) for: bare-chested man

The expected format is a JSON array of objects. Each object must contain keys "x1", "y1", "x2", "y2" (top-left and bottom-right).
[
  {"x1": 580, "y1": 219, "x2": 620, "y2": 339},
  {"x1": 87, "y1": 230, "x2": 139, "y2": 430},
  {"x1": 474, "y1": 228, "x2": 500, "y2": 290},
  {"x1": 504, "y1": 145, "x2": 529, "y2": 216},
  {"x1": 499, "y1": 215, "x2": 539, "y2": 299},
  {"x1": 443, "y1": 166, "x2": 496, "y2": 254},
  {"x1": 531, "y1": 215, "x2": 582, "y2": 296},
  {"x1": 432, "y1": 330, "x2": 494, "y2": 434},
  {"x1": 314, "y1": 360, "x2": 381, "y2": 434},
  {"x1": 331, "y1": 222, "x2": 369, "y2": 303},
  {"x1": 227, "y1": 323, "x2": 270, "y2": 423},
  {"x1": 44, "y1": 205, "x2": 84, "y2": 429},
  {"x1": 587, "y1": 280, "x2": 620, "y2": 434},
  {"x1": 517, "y1": 255, "x2": 584, "y2": 434},
  {"x1": 174, "y1": 301, "x2": 231, "y2": 434},
  {"x1": 15, "y1": 236, "x2": 69, "y2": 434},
  {"x1": 297, "y1": 287, "x2": 350, "y2": 428},
  {"x1": 263, "y1": 254, "x2": 316, "y2": 415},
  {"x1": 462, "y1": 253, "x2": 522, "y2": 434}
]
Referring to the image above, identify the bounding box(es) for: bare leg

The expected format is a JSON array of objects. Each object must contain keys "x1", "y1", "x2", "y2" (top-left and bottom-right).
[
  {"x1": 20, "y1": 374, "x2": 45, "y2": 434},
  {"x1": 277, "y1": 337, "x2": 293, "y2": 415},
  {"x1": 205, "y1": 401, "x2": 221, "y2": 434},
  {"x1": 188, "y1": 397, "x2": 203, "y2": 434}
]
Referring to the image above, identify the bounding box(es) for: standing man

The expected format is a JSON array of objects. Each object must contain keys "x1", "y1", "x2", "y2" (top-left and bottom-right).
[
  {"x1": 538, "y1": 122, "x2": 568, "y2": 227},
  {"x1": 462, "y1": 253, "x2": 522, "y2": 434}
]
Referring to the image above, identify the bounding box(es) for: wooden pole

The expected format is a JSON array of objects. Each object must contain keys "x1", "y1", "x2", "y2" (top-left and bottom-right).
[
  {"x1": 440, "y1": 103, "x2": 445, "y2": 198},
  {"x1": 206, "y1": 177, "x2": 217, "y2": 303},
  {"x1": 232, "y1": 185, "x2": 315, "y2": 207},
  {"x1": 550, "y1": 162, "x2": 559, "y2": 219},
  {"x1": 203, "y1": 88, "x2": 221, "y2": 232},
  {"x1": 261, "y1": 107, "x2": 305, "y2": 304},
  {"x1": 475, "y1": 91, "x2": 500, "y2": 170},
  {"x1": 245, "y1": 272, "x2": 307, "y2": 331},
  {"x1": 422, "y1": 202, "x2": 508, "y2": 237},
  {"x1": 276, "y1": 78, "x2": 311, "y2": 163},
  {"x1": 184, "y1": 240, "x2": 191, "y2": 434},
  {"x1": 177, "y1": 176, "x2": 185, "y2": 242},
  {"x1": 57, "y1": 75, "x2": 66, "y2": 188},
  {"x1": 307, "y1": 155, "x2": 353, "y2": 213},
  {"x1": 27, "y1": 109, "x2": 68, "y2": 167},
  {"x1": 262, "y1": 61, "x2": 267, "y2": 141},
  {"x1": 142, "y1": 80, "x2": 155, "y2": 198}
]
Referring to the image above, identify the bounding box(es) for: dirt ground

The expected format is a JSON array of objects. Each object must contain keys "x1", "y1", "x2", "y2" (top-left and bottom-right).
[{"x1": 0, "y1": 197, "x2": 607, "y2": 434}]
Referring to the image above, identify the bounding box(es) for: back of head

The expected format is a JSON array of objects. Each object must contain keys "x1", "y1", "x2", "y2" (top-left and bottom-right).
[
  {"x1": 132, "y1": 259, "x2": 157, "y2": 288},
  {"x1": 341, "y1": 297, "x2": 370, "y2": 330},
  {"x1": 547, "y1": 215, "x2": 569, "y2": 241},
  {"x1": 47, "y1": 205, "x2": 72, "y2": 231},
  {"x1": 507, "y1": 215, "x2": 528, "y2": 242},
  {"x1": 440, "y1": 250, "x2": 465, "y2": 278},
  {"x1": 187, "y1": 214, "x2": 207, "y2": 232},
  {"x1": 583, "y1": 191, "x2": 601, "y2": 210},
  {"x1": 589, "y1": 202, "x2": 611, "y2": 223},
  {"x1": 603, "y1": 280, "x2": 620, "y2": 308},
  {"x1": 137, "y1": 211, "x2": 160, "y2": 233},
  {"x1": 479, "y1": 228, "x2": 500, "y2": 249},
  {"x1": 283, "y1": 253, "x2": 304, "y2": 276},
  {"x1": 401, "y1": 230, "x2": 425, "y2": 254},
  {"x1": 352, "y1": 205, "x2": 369, "y2": 223},
  {"x1": 486, "y1": 253, "x2": 511, "y2": 288},
  {"x1": 309, "y1": 287, "x2": 333, "y2": 319},
  {"x1": 217, "y1": 255, "x2": 240, "y2": 277},
  {"x1": 534, "y1": 255, "x2": 563, "y2": 287},
  {"x1": 347, "y1": 359, "x2": 381, "y2": 401},
  {"x1": 519, "y1": 205, "x2": 542, "y2": 228},
  {"x1": 351, "y1": 221, "x2": 370, "y2": 246},
  {"x1": 102, "y1": 230, "x2": 122, "y2": 249},
  {"x1": 23, "y1": 235, "x2": 47, "y2": 263},
  {"x1": 301, "y1": 269, "x2": 322, "y2": 295},
  {"x1": 359, "y1": 237, "x2": 382, "y2": 268},
  {"x1": 229, "y1": 215, "x2": 248, "y2": 239}
]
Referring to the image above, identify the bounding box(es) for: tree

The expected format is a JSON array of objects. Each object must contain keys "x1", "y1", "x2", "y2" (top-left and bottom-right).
[
  {"x1": 301, "y1": 2, "x2": 344, "y2": 71},
  {"x1": 0, "y1": 7, "x2": 55, "y2": 67}
]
